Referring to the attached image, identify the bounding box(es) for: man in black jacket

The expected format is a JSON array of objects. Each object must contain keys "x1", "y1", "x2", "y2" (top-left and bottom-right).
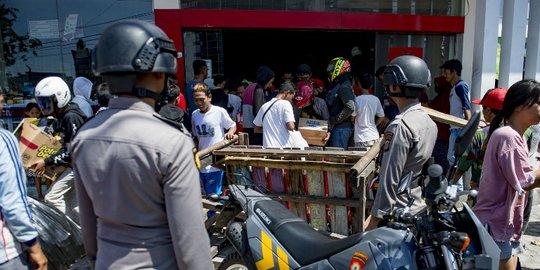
[
  {"x1": 325, "y1": 57, "x2": 356, "y2": 149},
  {"x1": 32, "y1": 76, "x2": 86, "y2": 222},
  {"x1": 158, "y1": 77, "x2": 190, "y2": 131}
]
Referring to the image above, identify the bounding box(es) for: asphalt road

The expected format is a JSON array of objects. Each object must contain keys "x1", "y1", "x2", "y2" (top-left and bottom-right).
[{"x1": 520, "y1": 189, "x2": 540, "y2": 270}]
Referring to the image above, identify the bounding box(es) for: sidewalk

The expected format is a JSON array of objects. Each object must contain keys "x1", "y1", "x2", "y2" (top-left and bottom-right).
[{"x1": 520, "y1": 189, "x2": 540, "y2": 270}]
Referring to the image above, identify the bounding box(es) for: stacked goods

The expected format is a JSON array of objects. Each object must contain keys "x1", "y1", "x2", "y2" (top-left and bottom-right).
[{"x1": 298, "y1": 118, "x2": 328, "y2": 146}]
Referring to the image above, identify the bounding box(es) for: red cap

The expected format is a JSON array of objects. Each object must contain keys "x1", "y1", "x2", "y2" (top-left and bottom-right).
[{"x1": 471, "y1": 87, "x2": 507, "y2": 110}]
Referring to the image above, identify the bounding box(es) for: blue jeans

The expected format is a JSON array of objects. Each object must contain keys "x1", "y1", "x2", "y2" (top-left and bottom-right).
[
  {"x1": 329, "y1": 127, "x2": 353, "y2": 149},
  {"x1": 448, "y1": 128, "x2": 463, "y2": 191},
  {"x1": 199, "y1": 171, "x2": 224, "y2": 196}
]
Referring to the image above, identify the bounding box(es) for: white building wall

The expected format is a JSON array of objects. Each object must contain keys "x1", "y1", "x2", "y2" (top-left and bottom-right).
[
  {"x1": 499, "y1": 0, "x2": 528, "y2": 88},
  {"x1": 470, "y1": 0, "x2": 500, "y2": 101},
  {"x1": 525, "y1": 0, "x2": 540, "y2": 81}
]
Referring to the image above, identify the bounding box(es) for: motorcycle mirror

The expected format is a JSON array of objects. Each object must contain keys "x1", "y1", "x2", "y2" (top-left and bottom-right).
[
  {"x1": 425, "y1": 164, "x2": 447, "y2": 206},
  {"x1": 397, "y1": 172, "x2": 414, "y2": 196},
  {"x1": 454, "y1": 110, "x2": 481, "y2": 158}
]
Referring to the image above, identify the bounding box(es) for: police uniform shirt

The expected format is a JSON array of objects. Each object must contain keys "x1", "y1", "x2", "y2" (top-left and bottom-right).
[
  {"x1": 371, "y1": 102, "x2": 437, "y2": 219},
  {"x1": 71, "y1": 97, "x2": 213, "y2": 270}
]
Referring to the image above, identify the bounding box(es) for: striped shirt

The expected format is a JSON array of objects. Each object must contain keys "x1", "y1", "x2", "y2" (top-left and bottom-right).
[{"x1": 0, "y1": 128, "x2": 38, "y2": 264}]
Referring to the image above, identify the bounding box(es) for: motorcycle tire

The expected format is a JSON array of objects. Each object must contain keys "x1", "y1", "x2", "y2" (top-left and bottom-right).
[{"x1": 218, "y1": 253, "x2": 249, "y2": 270}]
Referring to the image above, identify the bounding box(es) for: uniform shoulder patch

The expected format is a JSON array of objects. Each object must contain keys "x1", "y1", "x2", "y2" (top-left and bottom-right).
[
  {"x1": 384, "y1": 131, "x2": 394, "y2": 143},
  {"x1": 382, "y1": 131, "x2": 394, "y2": 152}
]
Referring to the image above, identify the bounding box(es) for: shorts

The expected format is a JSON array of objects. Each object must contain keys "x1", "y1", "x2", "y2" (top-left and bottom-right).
[
  {"x1": 495, "y1": 240, "x2": 523, "y2": 260},
  {"x1": 199, "y1": 171, "x2": 224, "y2": 196}
]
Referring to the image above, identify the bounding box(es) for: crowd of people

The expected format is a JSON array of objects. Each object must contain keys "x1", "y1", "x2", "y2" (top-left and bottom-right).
[{"x1": 1, "y1": 19, "x2": 540, "y2": 269}]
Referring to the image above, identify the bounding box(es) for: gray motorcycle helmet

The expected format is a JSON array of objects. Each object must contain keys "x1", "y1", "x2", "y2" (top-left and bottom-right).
[
  {"x1": 383, "y1": 55, "x2": 431, "y2": 98},
  {"x1": 92, "y1": 20, "x2": 177, "y2": 94}
]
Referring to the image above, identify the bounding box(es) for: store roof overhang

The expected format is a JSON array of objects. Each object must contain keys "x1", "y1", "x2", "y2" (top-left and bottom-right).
[{"x1": 155, "y1": 9, "x2": 464, "y2": 34}]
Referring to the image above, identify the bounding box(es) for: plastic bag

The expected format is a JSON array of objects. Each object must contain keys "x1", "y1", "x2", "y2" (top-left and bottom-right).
[
  {"x1": 28, "y1": 197, "x2": 86, "y2": 270},
  {"x1": 289, "y1": 130, "x2": 309, "y2": 149}
]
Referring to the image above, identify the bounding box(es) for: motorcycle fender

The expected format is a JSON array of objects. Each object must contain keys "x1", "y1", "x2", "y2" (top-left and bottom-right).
[
  {"x1": 461, "y1": 204, "x2": 500, "y2": 269},
  {"x1": 246, "y1": 218, "x2": 301, "y2": 270},
  {"x1": 329, "y1": 227, "x2": 418, "y2": 270}
]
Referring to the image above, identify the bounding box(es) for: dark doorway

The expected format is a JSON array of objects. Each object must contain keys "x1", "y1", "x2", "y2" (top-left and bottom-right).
[{"x1": 221, "y1": 29, "x2": 375, "y2": 85}]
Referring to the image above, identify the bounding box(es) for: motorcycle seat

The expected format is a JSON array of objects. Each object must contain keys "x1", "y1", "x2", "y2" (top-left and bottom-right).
[{"x1": 254, "y1": 200, "x2": 362, "y2": 266}]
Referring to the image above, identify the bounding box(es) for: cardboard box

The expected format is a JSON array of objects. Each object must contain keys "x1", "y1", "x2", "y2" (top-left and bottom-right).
[
  {"x1": 14, "y1": 120, "x2": 65, "y2": 181},
  {"x1": 298, "y1": 118, "x2": 329, "y2": 146}
]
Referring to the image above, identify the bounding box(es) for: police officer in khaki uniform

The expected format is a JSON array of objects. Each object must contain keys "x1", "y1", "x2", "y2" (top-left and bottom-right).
[
  {"x1": 71, "y1": 20, "x2": 213, "y2": 269},
  {"x1": 365, "y1": 55, "x2": 437, "y2": 231}
]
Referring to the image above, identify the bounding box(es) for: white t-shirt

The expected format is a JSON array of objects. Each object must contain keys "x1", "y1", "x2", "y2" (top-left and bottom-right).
[
  {"x1": 253, "y1": 98, "x2": 295, "y2": 149},
  {"x1": 192, "y1": 105, "x2": 236, "y2": 172},
  {"x1": 353, "y1": 95, "x2": 384, "y2": 143},
  {"x1": 228, "y1": 94, "x2": 242, "y2": 120}
]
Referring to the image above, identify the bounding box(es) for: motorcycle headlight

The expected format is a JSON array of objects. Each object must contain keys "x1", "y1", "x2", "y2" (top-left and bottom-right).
[{"x1": 449, "y1": 232, "x2": 470, "y2": 252}]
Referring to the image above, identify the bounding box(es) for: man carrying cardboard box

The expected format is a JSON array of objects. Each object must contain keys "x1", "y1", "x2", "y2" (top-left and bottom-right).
[{"x1": 31, "y1": 76, "x2": 87, "y2": 222}]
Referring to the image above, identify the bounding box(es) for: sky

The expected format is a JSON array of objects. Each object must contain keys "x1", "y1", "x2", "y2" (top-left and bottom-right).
[{"x1": 5, "y1": 0, "x2": 153, "y2": 79}]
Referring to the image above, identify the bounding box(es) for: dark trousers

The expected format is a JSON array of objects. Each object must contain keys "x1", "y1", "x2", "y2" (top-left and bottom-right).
[{"x1": 244, "y1": 128, "x2": 263, "y2": 146}]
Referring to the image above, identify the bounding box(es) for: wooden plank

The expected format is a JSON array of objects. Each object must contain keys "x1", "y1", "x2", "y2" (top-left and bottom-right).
[
  {"x1": 306, "y1": 146, "x2": 326, "y2": 231},
  {"x1": 266, "y1": 193, "x2": 373, "y2": 208},
  {"x1": 214, "y1": 148, "x2": 366, "y2": 159},
  {"x1": 248, "y1": 145, "x2": 267, "y2": 192},
  {"x1": 237, "y1": 132, "x2": 249, "y2": 146},
  {"x1": 218, "y1": 157, "x2": 354, "y2": 173},
  {"x1": 350, "y1": 137, "x2": 382, "y2": 180},
  {"x1": 351, "y1": 160, "x2": 376, "y2": 189},
  {"x1": 422, "y1": 106, "x2": 467, "y2": 128},
  {"x1": 197, "y1": 135, "x2": 239, "y2": 157},
  {"x1": 422, "y1": 106, "x2": 486, "y2": 128},
  {"x1": 327, "y1": 147, "x2": 348, "y2": 235},
  {"x1": 354, "y1": 160, "x2": 375, "y2": 233},
  {"x1": 285, "y1": 153, "x2": 307, "y2": 220}
]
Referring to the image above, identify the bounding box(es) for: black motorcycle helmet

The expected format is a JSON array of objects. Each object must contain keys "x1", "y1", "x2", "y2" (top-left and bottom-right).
[
  {"x1": 383, "y1": 55, "x2": 431, "y2": 98},
  {"x1": 92, "y1": 20, "x2": 178, "y2": 99}
]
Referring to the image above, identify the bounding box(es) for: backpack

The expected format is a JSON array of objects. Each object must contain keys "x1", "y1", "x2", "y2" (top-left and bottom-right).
[{"x1": 324, "y1": 83, "x2": 343, "y2": 117}]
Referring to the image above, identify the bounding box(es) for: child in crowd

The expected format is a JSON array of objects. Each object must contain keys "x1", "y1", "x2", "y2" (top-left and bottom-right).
[
  {"x1": 473, "y1": 80, "x2": 540, "y2": 270},
  {"x1": 24, "y1": 102, "x2": 41, "y2": 119}
]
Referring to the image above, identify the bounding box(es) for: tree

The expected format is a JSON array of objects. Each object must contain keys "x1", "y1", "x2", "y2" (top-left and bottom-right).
[{"x1": 0, "y1": 2, "x2": 42, "y2": 66}]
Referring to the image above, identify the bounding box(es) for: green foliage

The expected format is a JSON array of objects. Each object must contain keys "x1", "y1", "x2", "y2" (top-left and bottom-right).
[{"x1": 0, "y1": 2, "x2": 42, "y2": 66}]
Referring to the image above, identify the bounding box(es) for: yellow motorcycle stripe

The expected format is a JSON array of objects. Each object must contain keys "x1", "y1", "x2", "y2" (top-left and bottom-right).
[
  {"x1": 276, "y1": 247, "x2": 289, "y2": 270},
  {"x1": 256, "y1": 231, "x2": 275, "y2": 270}
]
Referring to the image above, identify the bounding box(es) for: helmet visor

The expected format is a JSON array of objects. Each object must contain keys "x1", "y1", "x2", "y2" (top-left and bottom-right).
[
  {"x1": 383, "y1": 65, "x2": 408, "y2": 86},
  {"x1": 36, "y1": 95, "x2": 55, "y2": 115}
]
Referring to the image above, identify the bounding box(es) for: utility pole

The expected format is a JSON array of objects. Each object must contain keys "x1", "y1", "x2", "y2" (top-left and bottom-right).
[
  {"x1": 0, "y1": 24, "x2": 7, "y2": 92},
  {"x1": 55, "y1": 0, "x2": 65, "y2": 78}
]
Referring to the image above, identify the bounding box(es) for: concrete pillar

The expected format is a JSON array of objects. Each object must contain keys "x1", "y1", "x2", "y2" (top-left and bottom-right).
[
  {"x1": 525, "y1": 0, "x2": 540, "y2": 81},
  {"x1": 459, "y1": 0, "x2": 476, "y2": 94},
  {"x1": 499, "y1": 0, "x2": 528, "y2": 88},
  {"x1": 471, "y1": 0, "x2": 500, "y2": 101}
]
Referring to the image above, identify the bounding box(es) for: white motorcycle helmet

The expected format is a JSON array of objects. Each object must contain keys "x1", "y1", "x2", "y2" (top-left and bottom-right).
[{"x1": 35, "y1": 76, "x2": 71, "y2": 115}]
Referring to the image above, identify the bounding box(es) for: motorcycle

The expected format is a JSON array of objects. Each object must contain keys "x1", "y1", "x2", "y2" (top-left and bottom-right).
[{"x1": 212, "y1": 110, "x2": 500, "y2": 270}]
